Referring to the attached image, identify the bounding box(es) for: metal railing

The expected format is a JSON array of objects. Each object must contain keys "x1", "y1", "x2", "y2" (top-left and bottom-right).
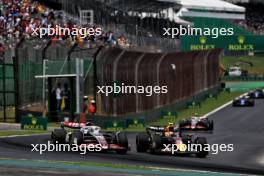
[{"x1": 221, "y1": 75, "x2": 264, "y2": 82}]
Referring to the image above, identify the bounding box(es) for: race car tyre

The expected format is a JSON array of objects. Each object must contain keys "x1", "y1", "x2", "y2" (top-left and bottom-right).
[
  {"x1": 150, "y1": 134, "x2": 162, "y2": 154},
  {"x1": 70, "y1": 131, "x2": 83, "y2": 146},
  {"x1": 179, "y1": 121, "x2": 186, "y2": 129},
  {"x1": 51, "y1": 129, "x2": 66, "y2": 144},
  {"x1": 116, "y1": 132, "x2": 128, "y2": 154},
  {"x1": 181, "y1": 133, "x2": 192, "y2": 142},
  {"x1": 195, "y1": 137, "x2": 209, "y2": 158},
  {"x1": 232, "y1": 101, "x2": 237, "y2": 107},
  {"x1": 209, "y1": 120, "x2": 214, "y2": 131},
  {"x1": 136, "y1": 132, "x2": 149, "y2": 152}
]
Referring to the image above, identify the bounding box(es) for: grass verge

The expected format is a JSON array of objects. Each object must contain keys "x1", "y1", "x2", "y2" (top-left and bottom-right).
[
  {"x1": 0, "y1": 91, "x2": 243, "y2": 133},
  {"x1": 48, "y1": 91, "x2": 243, "y2": 131},
  {"x1": 0, "y1": 157, "x2": 149, "y2": 170},
  {"x1": 50, "y1": 160, "x2": 149, "y2": 170},
  {"x1": 0, "y1": 157, "x2": 175, "y2": 172},
  {"x1": 132, "y1": 91, "x2": 243, "y2": 129},
  {"x1": 0, "y1": 130, "x2": 48, "y2": 137}
]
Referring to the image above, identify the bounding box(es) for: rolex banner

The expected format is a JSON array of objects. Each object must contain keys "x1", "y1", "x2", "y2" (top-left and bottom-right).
[
  {"x1": 180, "y1": 35, "x2": 264, "y2": 52},
  {"x1": 21, "y1": 115, "x2": 48, "y2": 130}
]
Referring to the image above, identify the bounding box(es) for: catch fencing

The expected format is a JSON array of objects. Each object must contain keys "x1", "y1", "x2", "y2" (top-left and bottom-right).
[
  {"x1": 17, "y1": 40, "x2": 94, "y2": 104},
  {"x1": 98, "y1": 47, "x2": 222, "y2": 115},
  {"x1": 1, "y1": 38, "x2": 221, "y2": 121}
]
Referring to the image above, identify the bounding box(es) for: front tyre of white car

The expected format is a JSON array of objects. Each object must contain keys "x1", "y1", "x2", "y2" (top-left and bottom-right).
[{"x1": 115, "y1": 132, "x2": 128, "y2": 154}]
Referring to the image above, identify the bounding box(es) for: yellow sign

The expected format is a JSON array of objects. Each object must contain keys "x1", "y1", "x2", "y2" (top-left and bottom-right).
[
  {"x1": 228, "y1": 35, "x2": 254, "y2": 51},
  {"x1": 24, "y1": 125, "x2": 44, "y2": 130},
  {"x1": 190, "y1": 36, "x2": 215, "y2": 51}
]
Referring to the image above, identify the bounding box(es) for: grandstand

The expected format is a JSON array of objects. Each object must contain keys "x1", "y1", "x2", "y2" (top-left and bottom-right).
[
  {"x1": 1, "y1": 0, "x2": 262, "y2": 53},
  {"x1": 161, "y1": 0, "x2": 245, "y2": 19},
  {"x1": 35, "y1": 0, "x2": 251, "y2": 52},
  {"x1": 236, "y1": 1, "x2": 264, "y2": 35}
]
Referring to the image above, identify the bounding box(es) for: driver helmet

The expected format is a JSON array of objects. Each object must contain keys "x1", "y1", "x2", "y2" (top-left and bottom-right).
[
  {"x1": 86, "y1": 122, "x2": 93, "y2": 126},
  {"x1": 168, "y1": 122, "x2": 173, "y2": 127},
  {"x1": 94, "y1": 126, "x2": 101, "y2": 132},
  {"x1": 167, "y1": 122, "x2": 174, "y2": 131}
]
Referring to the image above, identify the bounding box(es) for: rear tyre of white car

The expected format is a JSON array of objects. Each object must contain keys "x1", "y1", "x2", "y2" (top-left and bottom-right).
[
  {"x1": 209, "y1": 120, "x2": 214, "y2": 131},
  {"x1": 116, "y1": 132, "x2": 128, "y2": 154},
  {"x1": 51, "y1": 129, "x2": 66, "y2": 144}
]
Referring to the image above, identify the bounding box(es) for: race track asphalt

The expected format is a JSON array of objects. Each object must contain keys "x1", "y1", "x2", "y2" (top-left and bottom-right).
[{"x1": 0, "y1": 100, "x2": 264, "y2": 175}]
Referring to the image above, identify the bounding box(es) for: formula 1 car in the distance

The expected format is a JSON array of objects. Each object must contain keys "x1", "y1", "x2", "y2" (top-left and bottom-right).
[
  {"x1": 136, "y1": 124, "x2": 209, "y2": 158},
  {"x1": 247, "y1": 89, "x2": 264, "y2": 99},
  {"x1": 51, "y1": 122, "x2": 129, "y2": 154},
  {"x1": 179, "y1": 116, "x2": 214, "y2": 132},
  {"x1": 232, "y1": 96, "x2": 255, "y2": 107}
]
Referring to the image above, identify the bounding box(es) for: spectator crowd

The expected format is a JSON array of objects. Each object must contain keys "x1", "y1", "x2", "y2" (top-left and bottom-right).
[
  {"x1": 0, "y1": 0, "x2": 130, "y2": 62},
  {"x1": 244, "y1": 3, "x2": 264, "y2": 35},
  {"x1": 235, "y1": 2, "x2": 264, "y2": 35}
]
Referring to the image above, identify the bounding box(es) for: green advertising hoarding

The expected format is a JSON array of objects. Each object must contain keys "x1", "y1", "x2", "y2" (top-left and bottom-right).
[
  {"x1": 180, "y1": 35, "x2": 264, "y2": 52},
  {"x1": 103, "y1": 120, "x2": 126, "y2": 131},
  {"x1": 21, "y1": 115, "x2": 48, "y2": 130},
  {"x1": 161, "y1": 111, "x2": 177, "y2": 119},
  {"x1": 126, "y1": 117, "x2": 145, "y2": 128}
]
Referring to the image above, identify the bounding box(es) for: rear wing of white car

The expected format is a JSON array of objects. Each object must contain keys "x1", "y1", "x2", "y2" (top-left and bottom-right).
[{"x1": 61, "y1": 122, "x2": 87, "y2": 129}]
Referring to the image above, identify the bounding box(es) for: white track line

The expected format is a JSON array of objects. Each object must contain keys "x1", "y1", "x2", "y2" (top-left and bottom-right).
[
  {"x1": 149, "y1": 166, "x2": 257, "y2": 176},
  {"x1": 257, "y1": 153, "x2": 264, "y2": 166},
  {"x1": 0, "y1": 123, "x2": 20, "y2": 127}
]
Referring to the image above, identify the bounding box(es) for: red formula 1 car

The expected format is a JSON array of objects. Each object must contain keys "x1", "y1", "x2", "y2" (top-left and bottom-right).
[
  {"x1": 136, "y1": 125, "x2": 209, "y2": 158},
  {"x1": 51, "y1": 122, "x2": 129, "y2": 154}
]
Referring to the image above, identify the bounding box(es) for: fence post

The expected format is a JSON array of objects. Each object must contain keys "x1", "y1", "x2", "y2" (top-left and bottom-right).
[
  {"x1": 93, "y1": 45, "x2": 104, "y2": 112},
  {"x1": 14, "y1": 37, "x2": 24, "y2": 123},
  {"x1": 41, "y1": 40, "x2": 52, "y2": 117},
  {"x1": 67, "y1": 42, "x2": 78, "y2": 119},
  {"x1": 2, "y1": 58, "x2": 6, "y2": 122}
]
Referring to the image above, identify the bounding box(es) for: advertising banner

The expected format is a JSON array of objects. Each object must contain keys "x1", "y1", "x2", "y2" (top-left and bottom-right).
[
  {"x1": 21, "y1": 115, "x2": 48, "y2": 130},
  {"x1": 180, "y1": 35, "x2": 264, "y2": 52},
  {"x1": 161, "y1": 111, "x2": 178, "y2": 119},
  {"x1": 126, "y1": 117, "x2": 145, "y2": 128}
]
